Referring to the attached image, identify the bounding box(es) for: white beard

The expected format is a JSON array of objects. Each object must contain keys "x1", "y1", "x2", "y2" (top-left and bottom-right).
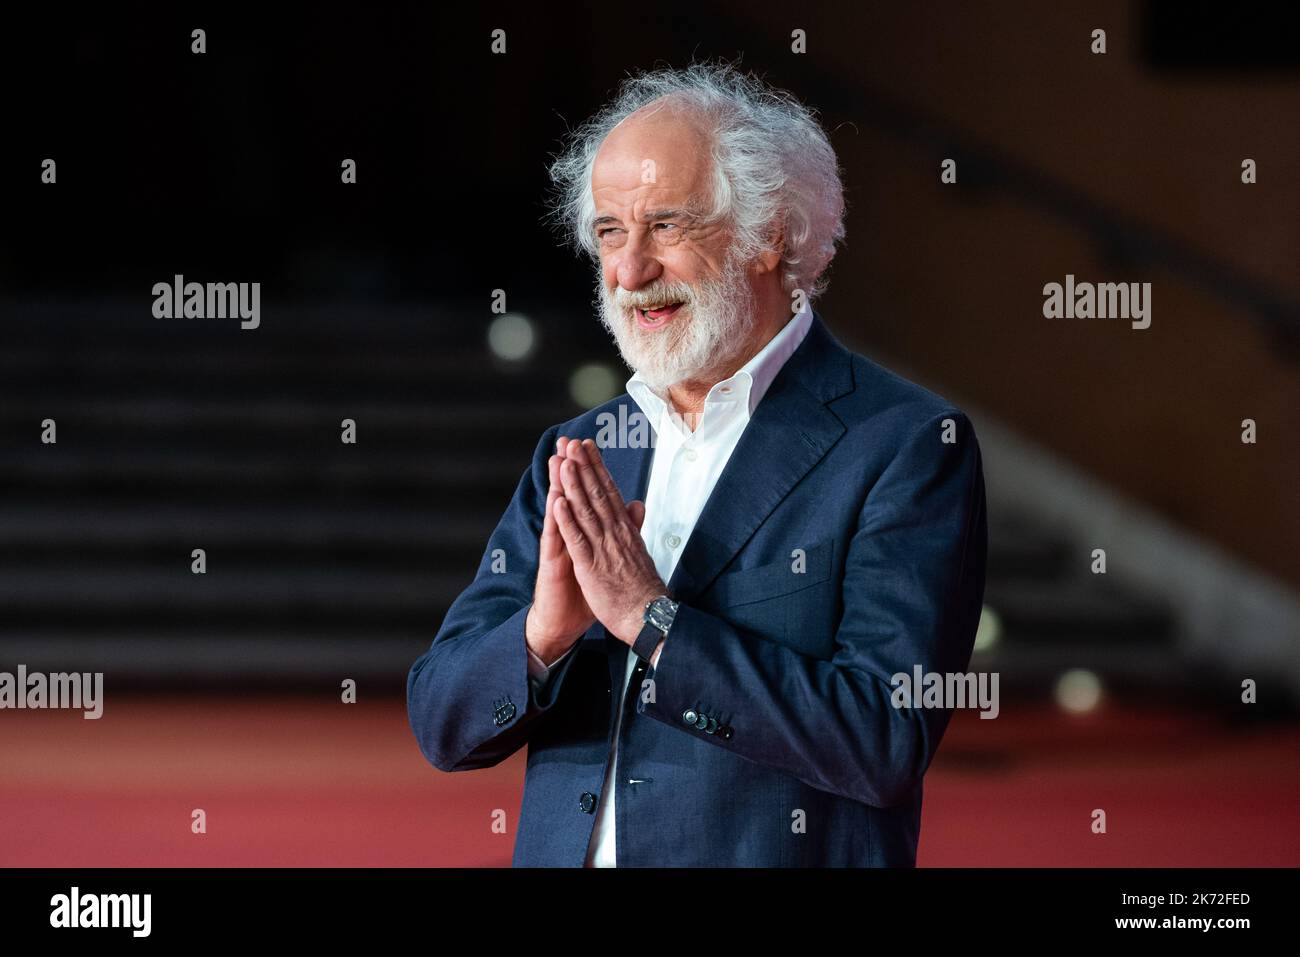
[{"x1": 595, "y1": 251, "x2": 756, "y2": 395}]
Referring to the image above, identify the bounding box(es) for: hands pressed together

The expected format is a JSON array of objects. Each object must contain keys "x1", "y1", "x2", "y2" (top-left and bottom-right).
[{"x1": 524, "y1": 436, "x2": 669, "y2": 669}]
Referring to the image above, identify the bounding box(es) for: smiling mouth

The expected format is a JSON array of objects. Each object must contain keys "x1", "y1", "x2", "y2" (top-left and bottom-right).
[{"x1": 635, "y1": 302, "x2": 685, "y2": 328}]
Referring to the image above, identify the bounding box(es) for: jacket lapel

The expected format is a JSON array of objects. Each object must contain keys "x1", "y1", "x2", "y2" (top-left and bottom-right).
[
  {"x1": 597, "y1": 312, "x2": 855, "y2": 703},
  {"x1": 665, "y1": 312, "x2": 853, "y2": 603}
]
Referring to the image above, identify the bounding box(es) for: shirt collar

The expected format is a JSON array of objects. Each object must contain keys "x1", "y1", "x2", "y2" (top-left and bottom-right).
[{"x1": 625, "y1": 301, "x2": 814, "y2": 428}]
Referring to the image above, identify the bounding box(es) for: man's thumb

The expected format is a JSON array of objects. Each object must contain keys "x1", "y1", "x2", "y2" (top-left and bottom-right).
[{"x1": 626, "y1": 499, "x2": 646, "y2": 529}]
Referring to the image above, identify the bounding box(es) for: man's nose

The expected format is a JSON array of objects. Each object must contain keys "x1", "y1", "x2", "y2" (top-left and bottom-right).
[{"x1": 615, "y1": 244, "x2": 663, "y2": 292}]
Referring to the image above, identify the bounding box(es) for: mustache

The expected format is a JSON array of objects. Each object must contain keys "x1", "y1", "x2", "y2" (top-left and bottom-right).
[{"x1": 612, "y1": 283, "x2": 696, "y2": 310}]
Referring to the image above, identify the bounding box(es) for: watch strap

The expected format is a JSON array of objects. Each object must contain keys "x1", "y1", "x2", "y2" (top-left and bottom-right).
[{"x1": 631, "y1": 620, "x2": 663, "y2": 663}]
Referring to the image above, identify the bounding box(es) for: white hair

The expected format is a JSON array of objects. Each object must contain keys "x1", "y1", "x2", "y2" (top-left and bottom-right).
[{"x1": 547, "y1": 61, "x2": 847, "y2": 301}]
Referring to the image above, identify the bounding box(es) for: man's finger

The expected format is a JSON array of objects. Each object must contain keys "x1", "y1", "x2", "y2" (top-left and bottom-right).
[
  {"x1": 560, "y1": 457, "x2": 605, "y2": 543},
  {"x1": 553, "y1": 495, "x2": 593, "y2": 564},
  {"x1": 564, "y1": 439, "x2": 618, "y2": 528},
  {"x1": 540, "y1": 453, "x2": 564, "y2": 560},
  {"x1": 555, "y1": 435, "x2": 576, "y2": 492},
  {"x1": 579, "y1": 438, "x2": 628, "y2": 514}
]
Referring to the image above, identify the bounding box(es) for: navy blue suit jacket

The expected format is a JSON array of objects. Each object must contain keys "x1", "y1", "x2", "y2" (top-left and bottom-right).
[{"x1": 407, "y1": 311, "x2": 987, "y2": 866}]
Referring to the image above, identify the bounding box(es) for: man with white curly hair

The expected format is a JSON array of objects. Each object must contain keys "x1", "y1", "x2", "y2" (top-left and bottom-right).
[{"x1": 408, "y1": 62, "x2": 988, "y2": 867}]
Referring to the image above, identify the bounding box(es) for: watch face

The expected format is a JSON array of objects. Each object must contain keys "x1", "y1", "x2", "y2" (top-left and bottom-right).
[{"x1": 646, "y1": 597, "x2": 678, "y2": 631}]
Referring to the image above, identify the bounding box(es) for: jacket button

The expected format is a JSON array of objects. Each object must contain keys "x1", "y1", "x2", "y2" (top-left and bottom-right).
[
  {"x1": 579, "y1": 792, "x2": 597, "y2": 814},
  {"x1": 682, "y1": 709, "x2": 698, "y2": 725},
  {"x1": 705, "y1": 716, "x2": 718, "y2": 734},
  {"x1": 720, "y1": 725, "x2": 733, "y2": 740},
  {"x1": 694, "y1": 713, "x2": 709, "y2": 730}
]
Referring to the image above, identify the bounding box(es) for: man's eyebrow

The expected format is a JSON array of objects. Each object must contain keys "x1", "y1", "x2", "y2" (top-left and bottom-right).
[
  {"x1": 642, "y1": 208, "x2": 697, "y2": 222},
  {"x1": 591, "y1": 208, "x2": 699, "y2": 230}
]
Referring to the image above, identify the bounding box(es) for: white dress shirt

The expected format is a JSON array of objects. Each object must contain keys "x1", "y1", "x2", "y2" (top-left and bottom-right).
[{"x1": 526, "y1": 301, "x2": 814, "y2": 866}]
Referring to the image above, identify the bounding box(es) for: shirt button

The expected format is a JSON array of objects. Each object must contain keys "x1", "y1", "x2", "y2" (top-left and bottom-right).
[
  {"x1": 665, "y1": 533, "x2": 681, "y2": 549},
  {"x1": 719, "y1": 385, "x2": 733, "y2": 395},
  {"x1": 683, "y1": 448, "x2": 698, "y2": 461}
]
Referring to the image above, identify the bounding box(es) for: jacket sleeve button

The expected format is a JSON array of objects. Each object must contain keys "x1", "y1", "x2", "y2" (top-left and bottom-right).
[
  {"x1": 493, "y1": 699, "x2": 517, "y2": 726},
  {"x1": 682, "y1": 709, "x2": 698, "y2": 725}
]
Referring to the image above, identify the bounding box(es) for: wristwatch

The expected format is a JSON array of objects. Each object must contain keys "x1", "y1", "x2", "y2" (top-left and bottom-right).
[{"x1": 632, "y1": 595, "x2": 678, "y2": 663}]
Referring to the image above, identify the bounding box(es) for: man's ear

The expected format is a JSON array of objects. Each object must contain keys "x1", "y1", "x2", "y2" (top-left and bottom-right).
[{"x1": 752, "y1": 220, "x2": 784, "y2": 274}]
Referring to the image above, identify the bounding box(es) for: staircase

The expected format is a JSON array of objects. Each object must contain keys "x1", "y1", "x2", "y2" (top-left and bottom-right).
[
  {"x1": 0, "y1": 298, "x2": 1187, "y2": 700},
  {"x1": 0, "y1": 299, "x2": 589, "y2": 692}
]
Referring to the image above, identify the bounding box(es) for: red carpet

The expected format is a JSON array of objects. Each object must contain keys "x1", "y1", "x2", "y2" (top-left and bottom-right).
[{"x1": 1, "y1": 696, "x2": 1295, "y2": 867}]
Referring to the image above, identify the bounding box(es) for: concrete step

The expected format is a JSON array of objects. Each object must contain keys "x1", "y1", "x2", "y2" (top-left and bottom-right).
[{"x1": 984, "y1": 578, "x2": 1176, "y2": 643}]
